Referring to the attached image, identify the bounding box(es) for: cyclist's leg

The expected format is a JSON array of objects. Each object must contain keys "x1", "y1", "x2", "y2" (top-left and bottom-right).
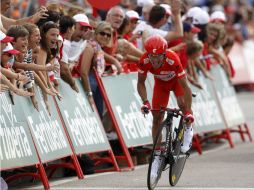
[
  {"x1": 152, "y1": 82, "x2": 169, "y2": 144},
  {"x1": 173, "y1": 81, "x2": 194, "y2": 153}
]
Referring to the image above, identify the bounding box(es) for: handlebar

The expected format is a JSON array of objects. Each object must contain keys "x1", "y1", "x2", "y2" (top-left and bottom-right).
[{"x1": 150, "y1": 108, "x2": 184, "y2": 117}]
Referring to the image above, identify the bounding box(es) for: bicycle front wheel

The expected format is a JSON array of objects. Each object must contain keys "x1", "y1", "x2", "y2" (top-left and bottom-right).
[
  {"x1": 147, "y1": 122, "x2": 170, "y2": 190},
  {"x1": 169, "y1": 119, "x2": 188, "y2": 186}
]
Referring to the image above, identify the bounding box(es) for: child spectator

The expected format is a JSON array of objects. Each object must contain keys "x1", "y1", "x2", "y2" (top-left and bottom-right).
[
  {"x1": 6, "y1": 25, "x2": 40, "y2": 109},
  {"x1": 37, "y1": 21, "x2": 60, "y2": 114},
  {"x1": 185, "y1": 40, "x2": 204, "y2": 89},
  {"x1": 222, "y1": 36, "x2": 236, "y2": 78}
]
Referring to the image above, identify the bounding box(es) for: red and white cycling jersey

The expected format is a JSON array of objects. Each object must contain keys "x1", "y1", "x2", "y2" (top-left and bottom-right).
[
  {"x1": 138, "y1": 50, "x2": 186, "y2": 83},
  {"x1": 138, "y1": 50, "x2": 187, "y2": 109}
]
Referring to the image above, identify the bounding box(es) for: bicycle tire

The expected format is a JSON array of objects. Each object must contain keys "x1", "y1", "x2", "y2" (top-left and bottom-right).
[
  {"x1": 147, "y1": 121, "x2": 170, "y2": 190},
  {"x1": 169, "y1": 118, "x2": 188, "y2": 186}
]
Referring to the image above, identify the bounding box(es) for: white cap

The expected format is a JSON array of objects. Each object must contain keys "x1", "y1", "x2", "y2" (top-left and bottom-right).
[
  {"x1": 160, "y1": 4, "x2": 171, "y2": 16},
  {"x1": 0, "y1": 31, "x2": 13, "y2": 43},
  {"x1": 192, "y1": 10, "x2": 210, "y2": 25},
  {"x1": 210, "y1": 11, "x2": 227, "y2": 22},
  {"x1": 138, "y1": 0, "x2": 154, "y2": 7},
  {"x1": 126, "y1": 10, "x2": 140, "y2": 20},
  {"x1": 186, "y1": 7, "x2": 202, "y2": 18},
  {"x1": 73, "y1": 14, "x2": 92, "y2": 28},
  {"x1": 212, "y1": 5, "x2": 224, "y2": 12},
  {"x1": 3, "y1": 43, "x2": 20, "y2": 55}
]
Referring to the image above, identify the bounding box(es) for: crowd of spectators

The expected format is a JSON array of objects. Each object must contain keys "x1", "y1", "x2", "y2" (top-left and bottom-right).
[
  {"x1": 1, "y1": 0, "x2": 254, "y2": 142},
  {"x1": 0, "y1": 0, "x2": 254, "y2": 188},
  {"x1": 0, "y1": 0, "x2": 254, "y2": 127}
]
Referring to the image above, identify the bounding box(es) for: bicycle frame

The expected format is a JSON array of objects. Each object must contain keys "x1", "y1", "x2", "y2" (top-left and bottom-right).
[{"x1": 160, "y1": 108, "x2": 184, "y2": 165}]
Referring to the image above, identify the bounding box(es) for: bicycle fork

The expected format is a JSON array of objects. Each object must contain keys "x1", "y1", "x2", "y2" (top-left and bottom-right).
[{"x1": 163, "y1": 119, "x2": 176, "y2": 167}]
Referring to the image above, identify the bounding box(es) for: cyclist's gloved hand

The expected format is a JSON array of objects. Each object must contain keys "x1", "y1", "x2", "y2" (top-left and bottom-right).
[
  {"x1": 184, "y1": 112, "x2": 194, "y2": 124},
  {"x1": 141, "y1": 100, "x2": 151, "y2": 114}
]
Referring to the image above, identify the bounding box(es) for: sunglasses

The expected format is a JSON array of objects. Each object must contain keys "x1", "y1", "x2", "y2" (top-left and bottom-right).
[
  {"x1": 99, "y1": 31, "x2": 111, "y2": 38},
  {"x1": 148, "y1": 53, "x2": 165, "y2": 60}
]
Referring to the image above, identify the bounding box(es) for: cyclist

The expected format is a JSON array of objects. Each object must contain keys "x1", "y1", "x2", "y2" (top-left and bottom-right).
[{"x1": 137, "y1": 35, "x2": 194, "y2": 180}]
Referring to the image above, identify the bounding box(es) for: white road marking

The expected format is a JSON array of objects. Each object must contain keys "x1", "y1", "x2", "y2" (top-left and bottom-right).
[
  {"x1": 50, "y1": 187, "x2": 254, "y2": 190},
  {"x1": 23, "y1": 143, "x2": 230, "y2": 190}
]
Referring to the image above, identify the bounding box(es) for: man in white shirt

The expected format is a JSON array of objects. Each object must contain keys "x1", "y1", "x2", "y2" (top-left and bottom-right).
[
  {"x1": 69, "y1": 13, "x2": 93, "y2": 63},
  {"x1": 59, "y1": 15, "x2": 79, "y2": 92},
  {"x1": 134, "y1": 0, "x2": 183, "y2": 42}
]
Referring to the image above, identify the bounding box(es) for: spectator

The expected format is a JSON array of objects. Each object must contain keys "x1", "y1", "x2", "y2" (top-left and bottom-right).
[
  {"x1": 1, "y1": 42, "x2": 20, "y2": 69},
  {"x1": 134, "y1": 0, "x2": 183, "y2": 43},
  {"x1": 36, "y1": 10, "x2": 61, "y2": 28},
  {"x1": 0, "y1": 31, "x2": 33, "y2": 96},
  {"x1": 222, "y1": 36, "x2": 236, "y2": 78},
  {"x1": 0, "y1": 30, "x2": 13, "y2": 53},
  {"x1": 117, "y1": 13, "x2": 141, "y2": 64},
  {"x1": 7, "y1": 25, "x2": 40, "y2": 109},
  {"x1": 205, "y1": 22, "x2": 231, "y2": 77},
  {"x1": 183, "y1": 6, "x2": 203, "y2": 25},
  {"x1": 124, "y1": 10, "x2": 141, "y2": 47},
  {"x1": 0, "y1": 72, "x2": 33, "y2": 96},
  {"x1": 59, "y1": 15, "x2": 79, "y2": 92},
  {"x1": 37, "y1": 21, "x2": 60, "y2": 114},
  {"x1": 69, "y1": 13, "x2": 93, "y2": 64},
  {"x1": 105, "y1": 6, "x2": 142, "y2": 73},
  {"x1": 210, "y1": 11, "x2": 227, "y2": 24},
  {"x1": 185, "y1": 40, "x2": 204, "y2": 89},
  {"x1": 192, "y1": 9, "x2": 210, "y2": 42},
  {"x1": 140, "y1": 1, "x2": 155, "y2": 22},
  {"x1": 118, "y1": 17, "x2": 131, "y2": 39},
  {"x1": 1, "y1": 0, "x2": 48, "y2": 32},
  {"x1": 159, "y1": 4, "x2": 173, "y2": 31},
  {"x1": 24, "y1": 23, "x2": 59, "y2": 95},
  {"x1": 72, "y1": 21, "x2": 113, "y2": 117}
]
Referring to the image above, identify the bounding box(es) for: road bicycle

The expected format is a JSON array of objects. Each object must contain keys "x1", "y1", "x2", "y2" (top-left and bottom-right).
[{"x1": 147, "y1": 108, "x2": 191, "y2": 190}]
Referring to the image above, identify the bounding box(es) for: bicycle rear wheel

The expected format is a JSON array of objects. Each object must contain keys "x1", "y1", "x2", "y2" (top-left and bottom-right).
[
  {"x1": 169, "y1": 119, "x2": 188, "y2": 186},
  {"x1": 147, "y1": 122, "x2": 170, "y2": 190}
]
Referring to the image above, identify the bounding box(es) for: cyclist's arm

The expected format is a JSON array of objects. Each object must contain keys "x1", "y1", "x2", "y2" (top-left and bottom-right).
[
  {"x1": 178, "y1": 76, "x2": 192, "y2": 113},
  {"x1": 137, "y1": 73, "x2": 148, "y2": 103}
]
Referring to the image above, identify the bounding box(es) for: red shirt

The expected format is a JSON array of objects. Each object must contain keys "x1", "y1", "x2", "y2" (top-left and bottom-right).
[
  {"x1": 123, "y1": 33, "x2": 137, "y2": 47},
  {"x1": 168, "y1": 38, "x2": 188, "y2": 69},
  {"x1": 102, "y1": 31, "x2": 118, "y2": 55},
  {"x1": 203, "y1": 42, "x2": 212, "y2": 70},
  {"x1": 138, "y1": 50, "x2": 186, "y2": 84}
]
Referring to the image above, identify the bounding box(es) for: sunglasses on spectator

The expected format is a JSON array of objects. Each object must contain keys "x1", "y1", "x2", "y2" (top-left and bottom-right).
[{"x1": 99, "y1": 31, "x2": 111, "y2": 38}]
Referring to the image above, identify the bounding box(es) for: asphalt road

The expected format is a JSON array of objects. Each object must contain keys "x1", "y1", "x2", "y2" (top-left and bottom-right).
[{"x1": 20, "y1": 91, "x2": 254, "y2": 190}]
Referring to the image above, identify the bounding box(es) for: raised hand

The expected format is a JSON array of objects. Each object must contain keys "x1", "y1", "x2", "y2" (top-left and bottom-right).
[{"x1": 31, "y1": 6, "x2": 48, "y2": 23}]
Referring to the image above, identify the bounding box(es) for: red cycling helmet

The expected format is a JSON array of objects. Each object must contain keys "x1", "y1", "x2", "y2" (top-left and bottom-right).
[{"x1": 144, "y1": 35, "x2": 168, "y2": 55}]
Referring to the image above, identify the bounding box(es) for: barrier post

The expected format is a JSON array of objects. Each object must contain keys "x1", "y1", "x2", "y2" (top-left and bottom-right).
[
  {"x1": 94, "y1": 70, "x2": 134, "y2": 170},
  {"x1": 210, "y1": 81, "x2": 234, "y2": 148},
  {"x1": 210, "y1": 64, "x2": 252, "y2": 144},
  {"x1": 53, "y1": 78, "x2": 120, "y2": 173},
  {"x1": 51, "y1": 97, "x2": 84, "y2": 179},
  {"x1": 1, "y1": 92, "x2": 50, "y2": 189}
]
